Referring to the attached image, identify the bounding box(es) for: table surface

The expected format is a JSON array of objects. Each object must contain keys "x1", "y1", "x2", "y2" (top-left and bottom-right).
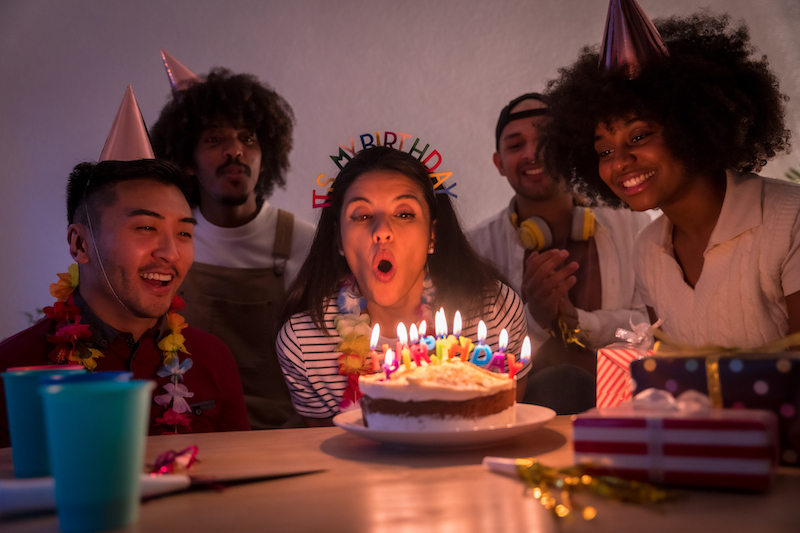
[{"x1": 1, "y1": 415, "x2": 799, "y2": 533}]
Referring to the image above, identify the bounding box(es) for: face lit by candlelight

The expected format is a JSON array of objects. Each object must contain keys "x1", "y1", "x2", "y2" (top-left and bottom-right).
[{"x1": 340, "y1": 171, "x2": 434, "y2": 318}]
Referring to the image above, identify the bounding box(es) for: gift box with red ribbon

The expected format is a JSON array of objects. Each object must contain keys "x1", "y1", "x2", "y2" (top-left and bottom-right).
[
  {"x1": 573, "y1": 392, "x2": 779, "y2": 491},
  {"x1": 596, "y1": 348, "x2": 653, "y2": 408}
]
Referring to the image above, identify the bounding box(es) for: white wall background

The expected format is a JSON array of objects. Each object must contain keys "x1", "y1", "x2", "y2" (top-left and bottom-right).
[{"x1": 1, "y1": 0, "x2": 798, "y2": 340}]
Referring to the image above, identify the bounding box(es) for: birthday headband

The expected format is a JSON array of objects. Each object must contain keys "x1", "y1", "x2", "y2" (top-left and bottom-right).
[{"x1": 312, "y1": 131, "x2": 458, "y2": 209}]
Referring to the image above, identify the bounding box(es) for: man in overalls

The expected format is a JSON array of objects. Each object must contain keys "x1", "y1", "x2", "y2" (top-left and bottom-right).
[{"x1": 152, "y1": 67, "x2": 315, "y2": 429}]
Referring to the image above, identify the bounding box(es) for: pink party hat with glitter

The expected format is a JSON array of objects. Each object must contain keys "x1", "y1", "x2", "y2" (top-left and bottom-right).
[
  {"x1": 99, "y1": 85, "x2": 154, "y2": 161},
  {"x1": 161, "y1": 49, "x2": 201, "y2": 97},
  {"x1": 599, "y1": 0, "x2": 668, "y2": 78}
]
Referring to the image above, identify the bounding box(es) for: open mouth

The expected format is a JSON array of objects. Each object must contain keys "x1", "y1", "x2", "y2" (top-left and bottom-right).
[
  {"x1": 141, "y1": 272, "x2": 173, "y2": 287},
  {"x1": 378, "y1": 260, "x2": 392, "y2": 273},
  {"x1": 622, "y1": 170, "x2": 655, "y2": 188}
]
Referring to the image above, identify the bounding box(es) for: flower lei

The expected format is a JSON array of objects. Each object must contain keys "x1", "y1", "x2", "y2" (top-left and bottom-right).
[
  {"x1": 334, "y1": 275, "x2": 435, "y2": 411},
  {"x1": 46, "y1": 265, "x2": 195, "y2": 433}
]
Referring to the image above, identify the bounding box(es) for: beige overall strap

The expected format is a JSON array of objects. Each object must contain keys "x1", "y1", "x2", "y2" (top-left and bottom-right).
[{"x1": 273, "y1": 209, "x2": 295, "y2": 260}]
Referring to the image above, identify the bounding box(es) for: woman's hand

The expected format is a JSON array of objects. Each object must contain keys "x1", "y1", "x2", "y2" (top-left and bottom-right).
[{"x1": 521, "y1": 249, "x2": 579, "y2": 329}]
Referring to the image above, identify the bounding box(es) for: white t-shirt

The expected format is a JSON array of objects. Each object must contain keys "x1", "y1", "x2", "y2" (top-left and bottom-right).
[{"x1": 191, "y1": 201, "x2": 316, "y2": 287}]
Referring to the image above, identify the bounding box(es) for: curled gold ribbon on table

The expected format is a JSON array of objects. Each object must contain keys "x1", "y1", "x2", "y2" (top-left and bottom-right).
[
  {"x1": 648, "y1": 329, "x2": 800, "y2": 408},
  {"x1": 513, "y1": 458, "x2": 672, "y2": 520}
]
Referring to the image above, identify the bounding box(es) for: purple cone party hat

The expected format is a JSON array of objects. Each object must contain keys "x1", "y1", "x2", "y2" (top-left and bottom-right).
[
  {"x1": 161, "y1": 49, "x2": 201, "y2": 97},
  {"x1": 99, "y1": 85, "x2": 154, "y2": 162},
  {"x1": 599, "y1": 0, "x2": 668, "y2": 78}
]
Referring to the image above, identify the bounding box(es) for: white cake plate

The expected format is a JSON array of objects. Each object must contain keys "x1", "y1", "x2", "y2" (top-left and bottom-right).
[{"x1": 333, "y1": 404, "x2": 556, "y2": 449}]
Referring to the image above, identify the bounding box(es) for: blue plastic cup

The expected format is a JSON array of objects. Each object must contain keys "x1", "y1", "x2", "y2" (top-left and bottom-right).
[
  {"x1": 40, "y1": 379, "x2": 155, "y2": 532},
  {"x1": 41, "y1": 371, "x2": 133, "y2": 385},
  {"x1": 1, "y1": 365, "x2": 86, "y2": 477}
]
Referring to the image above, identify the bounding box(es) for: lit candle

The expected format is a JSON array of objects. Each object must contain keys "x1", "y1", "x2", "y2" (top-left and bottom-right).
[
  {"x1": 507, "y1": 336, "x2": 530, "y2": 380},
  {"x1": 409, "y1": 323, "x2": 430, "y2": 366},
  {"x1": 369, "y1": 324, "x2": 383, "y2": 372},
  {"x1": 396, "y1": 323, "x2": 413, "y2": 370},
  {"x1": 419, "y1": 320, "x2": 436, "y2": 353},
  {"x1": 447, "y1": 311, "x2": 473, "y2": 362},
  {"x1": 434, "y1": 309, "x2": 447, "y2": 363},
  {"x1": 470, "y1": 321, "x2": 492, "y2": 367},
  {"x1": 382, "y1": 349, "x2": 399, "y2": 380},
  {"x1": 485, "y1": 329, "x2": 508, "y2": 373}
]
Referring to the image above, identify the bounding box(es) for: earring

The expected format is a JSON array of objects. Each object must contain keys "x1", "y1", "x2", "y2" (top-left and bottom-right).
[
  {"x1": 428, "y1": 243, "x2": 434, "y2": 254},
  {"x1": 339, "y1": 249, "x2": 345, "y2": 256}
]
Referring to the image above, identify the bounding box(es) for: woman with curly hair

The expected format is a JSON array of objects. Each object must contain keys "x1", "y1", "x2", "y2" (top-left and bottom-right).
[{"x1": 540, "y1": 12, "x2": 800, "y2": 347}]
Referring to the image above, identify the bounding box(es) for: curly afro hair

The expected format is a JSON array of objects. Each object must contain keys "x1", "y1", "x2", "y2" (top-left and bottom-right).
[
  {"x1": 540, "y1": 11, "x2": 790, "y2": 207},
  {"x1": 151, "y1": 68, "x2": 295, "y2": 206}
]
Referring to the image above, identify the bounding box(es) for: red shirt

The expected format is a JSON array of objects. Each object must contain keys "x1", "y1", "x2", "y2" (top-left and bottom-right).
[{"x1": 0, "y1": 314, "x2": 250, "y2": 448}]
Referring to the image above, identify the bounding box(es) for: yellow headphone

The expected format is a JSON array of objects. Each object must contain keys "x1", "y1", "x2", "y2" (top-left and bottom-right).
[{"x1": 510, "y1": 207, "x2": 595, "y2": 251}]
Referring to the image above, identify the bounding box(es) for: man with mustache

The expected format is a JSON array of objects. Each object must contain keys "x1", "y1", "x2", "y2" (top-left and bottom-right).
[
  {"x1": 469, "y1": 94, "x2": 650, "y2": 413},
  {"x1": 152, "y1": 69, "x2": 315, "y2": 429}
]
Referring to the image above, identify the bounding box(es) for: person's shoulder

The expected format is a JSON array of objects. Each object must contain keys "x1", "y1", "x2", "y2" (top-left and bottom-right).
[
  {"x1": 760, "y1": 174, "x2": 800, "y2": 199},
  {"x1": 469, "y1": 207, "x2": 508, "y2": 237},
  {"x1": 592, "y1": 205, "x2": 652, "y2": 232},
  {"x1": 181, "y1": 325, "x2": 232, "y2": 355},
  {"x1": 634, "y1": 213, "x2": 667, "y2": 248},
  {"x1": 0, "y1": 319, "x2": 56, "y2": 368}
]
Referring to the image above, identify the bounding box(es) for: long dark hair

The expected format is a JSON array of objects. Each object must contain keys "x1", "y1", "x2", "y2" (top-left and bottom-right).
[{"x1": 281, "y1": 146, "x2": 506, "y2": 332}]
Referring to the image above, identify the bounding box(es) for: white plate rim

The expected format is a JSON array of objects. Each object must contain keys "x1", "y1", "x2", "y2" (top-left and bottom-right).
[{"x1": 333, "y1": 403, "x2": 556, "y2": 448}]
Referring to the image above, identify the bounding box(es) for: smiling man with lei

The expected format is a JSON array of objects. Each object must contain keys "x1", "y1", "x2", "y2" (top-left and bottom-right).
[{"x1": 0, "y1": 88, "x2": 249, "y2": 448}]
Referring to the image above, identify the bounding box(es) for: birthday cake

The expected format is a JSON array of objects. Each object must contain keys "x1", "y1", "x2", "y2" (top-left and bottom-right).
[{"x1": 358, "y1": 360, "x2": 516, "y2": 431}]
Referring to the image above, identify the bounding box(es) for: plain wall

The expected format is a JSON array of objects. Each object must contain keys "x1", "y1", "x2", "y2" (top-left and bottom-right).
[{"x1": 1, "y1": 0, "x2": 799, "y2": 340}]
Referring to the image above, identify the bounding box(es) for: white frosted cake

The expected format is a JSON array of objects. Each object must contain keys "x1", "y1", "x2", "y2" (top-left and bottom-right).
[{"x1": 358, "y1": 360, "x2": 516, "y2": 431}]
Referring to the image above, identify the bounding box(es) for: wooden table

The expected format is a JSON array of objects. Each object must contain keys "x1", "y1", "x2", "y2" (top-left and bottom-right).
[{"x1": 1, "y1": 416, "x2": 799, "y2": 532}]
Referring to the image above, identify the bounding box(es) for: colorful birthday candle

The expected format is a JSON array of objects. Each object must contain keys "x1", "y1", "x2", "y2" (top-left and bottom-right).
[
  {"x1": 470, "y1": 321, "x2": 492, "y2": 367},
  {"x1": 507, "y1": 336, "x2": 531, "y2": 380},
  {"x1": 419, "y1": 320, "x2": 436, "y2": 353},
  {"x1": 485, "y1": 329, "x2": 508, "y2": 373},
  {"x1": 369, "y1": 323, "x2": 382, "y2": 373},
  {"x1": 409, "y1": 323, "x2": 430, "y2": 366},
  {"x1": 447, "y1": 310, "x2": 473, "y2": 362},
  {"x1": 382, "y1": 349, "x2": 399, "y2": 379},
  {"x1": 396, "y1": 323, "x2": 413, "y2": 370}
]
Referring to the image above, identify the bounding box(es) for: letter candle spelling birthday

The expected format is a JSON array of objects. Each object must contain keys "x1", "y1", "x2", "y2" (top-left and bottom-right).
[
  {"x1": 434, "y1": 308, "x2": 458, "y2": 362},
  {"x1": 409, "y1": 324, "x2": 430, "y2": 366},
  {"x1": 447, "y1": 311, "x2": 473, "y2": 362},
  {"x1": 369, "y1": 324, "x2": 382, "y2": 372},
  {"x1": 470, "y1": 321, "x2": 493, "y2": 367},
  {"x1": 419, "y1": 320, "x2": 436, "y2": 353},
  {"x1": 396, "y1": 323, "x2": 412, "y2": 370},
  {"x1": 507, "y1": 336, "x2": 531, "y2": 380},
  {"x1": 382, "y1": 349, "x2": 399, "y2": 380},
  {"x1": 485, "y1": 329, "x2": 509, "y2": 373}
]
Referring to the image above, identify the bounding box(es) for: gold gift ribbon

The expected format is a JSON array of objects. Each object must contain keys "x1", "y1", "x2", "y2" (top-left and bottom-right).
[{"x1": 650, "y1": 329, "x2": 800, "y2": 408}]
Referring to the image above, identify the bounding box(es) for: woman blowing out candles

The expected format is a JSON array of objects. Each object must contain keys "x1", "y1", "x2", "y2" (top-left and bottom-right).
[
  {"x1": 539, "y1": 11, "x2": 800, "y2": 348},
  {"x1": 276, "y1": 147, "x2": 528, "y2": 426}
]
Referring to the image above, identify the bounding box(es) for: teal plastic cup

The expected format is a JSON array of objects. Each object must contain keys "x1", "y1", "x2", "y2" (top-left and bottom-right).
[
  {"x1": 40, "y1": 379, "x2": 154, "y2": 532},
  {"x1": 1, "y1": 365, "x2": 86, "y2": 477}
]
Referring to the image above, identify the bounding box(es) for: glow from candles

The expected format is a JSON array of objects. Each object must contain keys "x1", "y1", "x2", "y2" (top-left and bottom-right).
[
  {"x1": 419, "y1": 319, "x2": 436, "y2": 353},
  {"x1": 486, "y1": 327, "x2": 508, "y2": 373},
  {"x1": 396, "y1": 323, "x2": 412, "y2": 370},
  {"x1": 499, "y1": 329, "x2": 508, "y2": 352},
  {"x1": 453, "y1": 311, "x2": 462, "y2": 337},
  {"x1": 397, "y1": 323, "x2": 408, "y2": 346},
  {"x1": 507, "y1": 334, "x2": 529, "y2": 380},
  {"x1": 477, "y1": 321, "x2": 487, "y2": 344},
  {"x1": 369, "y1": 323, "x2": 382, "y2": 372},
  {"x1": 408, "y1": 323, "x2": 430, "y2": 366},
  {"x1": 383, "y1": 349, "x2": 398, "y2": 379},
  {"x1": 521, "y1": 336, "x2": 531, "y2": 364},
  {"x1": 435, "y1": 308, "x2": 447, "y2": 339},
  {"x1": 409, "y1": 323, "x2": 419, "y2": 344},
  {"x1": 419, "y1": 321, "x2": 427, "y2": 337},
  {"x1": 471, "y1": 320, "x2": 492, "y2": 367}
]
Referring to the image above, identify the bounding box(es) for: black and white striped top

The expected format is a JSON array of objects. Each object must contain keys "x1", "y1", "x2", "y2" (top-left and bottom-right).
[{"x1": 276, "y1": 282, "x2": 529, "y2": 419}]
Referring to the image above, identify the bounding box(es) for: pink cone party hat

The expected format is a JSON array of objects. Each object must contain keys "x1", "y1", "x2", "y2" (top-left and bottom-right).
[
  {"x1": 161, "y1": 49, "x2": 201, "y2": 97},
  {"x1": 99, "y1": 85, "x2": 154, "y2": 161},
  {"x1": 599, "y1": 0, "x2": 668, "y2": 78}
]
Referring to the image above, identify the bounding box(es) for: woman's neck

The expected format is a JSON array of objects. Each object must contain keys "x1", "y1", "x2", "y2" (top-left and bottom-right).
[
  {"x1": 661, "y1": 170, "x2": 727, "y2": 240},
  {"x1": 365, "y1": 288, "x2": 424, "y2": 336}
]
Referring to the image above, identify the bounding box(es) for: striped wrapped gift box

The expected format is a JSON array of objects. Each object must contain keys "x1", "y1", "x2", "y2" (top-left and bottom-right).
[
  {"x1": 573, "y1": 406, "x2": 779, "y2": 490},
  {"x1": 596, "y1": 348, "x2": 652, "y2": 408}
]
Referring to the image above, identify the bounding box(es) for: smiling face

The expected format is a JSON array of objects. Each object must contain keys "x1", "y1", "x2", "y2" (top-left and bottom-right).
[
  {"x1": 191, "y1": 123, "x2": 262, "y2": 209},
  {"x1": 594, "y1": 118, "x2": 693, "y2": 212},
  {"x1": 339, "y1": 171, "x2": 433, "y2": 320},
  {"x1": 493, "y1": 99, "x2": 562, "y2": 202},
  {"x1": 78, "y1": 179, "x2": 196, "y2": 328}
]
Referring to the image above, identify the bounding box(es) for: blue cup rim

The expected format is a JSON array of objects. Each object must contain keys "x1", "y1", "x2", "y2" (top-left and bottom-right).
[{"x1": 40, "y1": 371, "x2": 133, "y2": 385}]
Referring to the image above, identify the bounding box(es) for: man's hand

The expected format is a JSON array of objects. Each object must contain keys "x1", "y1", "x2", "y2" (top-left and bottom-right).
[{"x1": 521, "y1": 249, "x2": 579, "y2": 329}]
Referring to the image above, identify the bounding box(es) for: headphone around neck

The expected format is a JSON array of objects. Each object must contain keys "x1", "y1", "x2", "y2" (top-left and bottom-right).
[{"x1": 510, "y1": 207, "x2": 595, "y2": 251}]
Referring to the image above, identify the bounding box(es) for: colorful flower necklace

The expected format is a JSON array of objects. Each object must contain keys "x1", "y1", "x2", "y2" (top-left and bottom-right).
[
  {"x1": 334, "y1": 275, "x2": 435, "y2": 411},
  {"x1": 46, "y1": 264, "x2": 195, "y2": 433}
]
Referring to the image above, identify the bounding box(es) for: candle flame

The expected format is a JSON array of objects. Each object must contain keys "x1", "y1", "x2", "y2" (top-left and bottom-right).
[
  {"x1": 499, "y1": 329, "x2": 508, "y2": 351},
  {"x1": 370, "y1": 324, "x2": 380, "y2": 350},
  {"x1": 453, "y1": 310, "x2": 462, "y2": 337},
  {"x1": 419, "y1": 320, "x2": 427, "y2": 337},
  {"x1": 521, "y1": 336, "x2": 531, "y2": 362},
  {"x1": 435, "y1": 308, "x2": 447, "y2": 338},
  {"x1": 397, "y1": 322, "x2": 408, "y2": 346},
  {"x1": 409, "y1": 323, "x2": 419, "y2": 344},
  {"x1": 385, "y1": 349, "x2": 395, "y2": 365},
  {"x1": 477, "y1": 320, "x2": 487, "y2": 344}
]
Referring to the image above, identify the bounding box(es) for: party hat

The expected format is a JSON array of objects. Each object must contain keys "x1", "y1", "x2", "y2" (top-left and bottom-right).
[
  {"x1": 161, "y1": 49, "x2": 201, "y2": 97},
  {"x1": 99, "y1": 85, "x2": 154, "y2": 161},
  {"x1": 599, "y1": 0, "x2": 668, "y2": 78}
]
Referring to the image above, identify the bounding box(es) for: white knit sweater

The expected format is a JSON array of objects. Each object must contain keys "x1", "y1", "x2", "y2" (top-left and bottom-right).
[{"x1": 635, "y1": 171, "x2": 800, "y2": 347}]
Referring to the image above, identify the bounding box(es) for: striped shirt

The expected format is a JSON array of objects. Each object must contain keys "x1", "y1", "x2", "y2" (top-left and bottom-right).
[{"x1": 276, "y1": 282, "x2": 528, "y2": 419}]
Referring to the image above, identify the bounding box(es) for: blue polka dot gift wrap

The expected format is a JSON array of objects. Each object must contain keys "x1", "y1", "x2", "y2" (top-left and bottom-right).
[{"x1": 630, "y1": 353, "x2": 800, "y2": 466}]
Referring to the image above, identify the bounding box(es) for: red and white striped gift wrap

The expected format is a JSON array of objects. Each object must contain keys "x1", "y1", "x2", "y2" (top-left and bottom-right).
[
  {"x1": 572, "y1": 406, "x2": 779, "y2": 490},
  {"x1": 596, "y1": 348, "x2": 652, "y2": 408}
]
